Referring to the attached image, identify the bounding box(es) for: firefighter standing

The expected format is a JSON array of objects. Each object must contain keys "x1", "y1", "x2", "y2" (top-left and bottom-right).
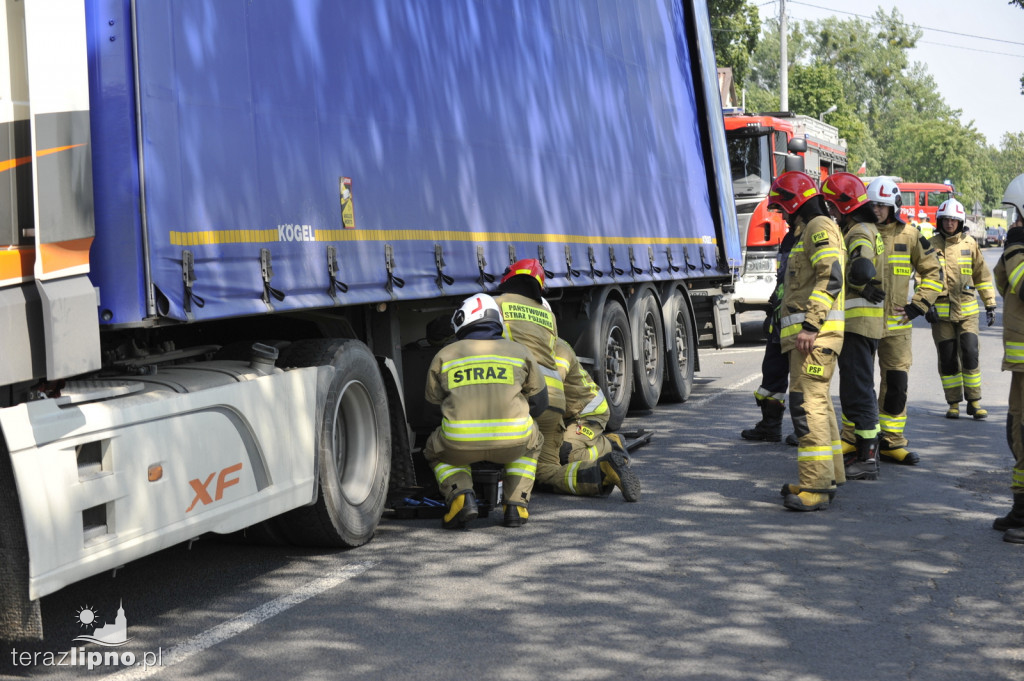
[
  {"x1": 867, "y1": 177, "x2": 943, "y2": 464},
  {"x1": 991, "y1": 174, "x2": 1024, "y2": 543},
  {"x1": 821, "y1": 172, "x2": 886, "y2": 481},
  {"x1": 926, "y1": 198, "x2": 996, "y2": 419},
  {"x1": 423, "y1": 294, "x2": 548, "y2": 529},
  {"x1": 768, "y1": 172, "x2": 846, "y2": 512},
  {"x1": 740, "y1": 228, "x2": 797, "y2": 443},
  {"x1": 918, "y1": 210, "x2": 935, "y2": 240}
]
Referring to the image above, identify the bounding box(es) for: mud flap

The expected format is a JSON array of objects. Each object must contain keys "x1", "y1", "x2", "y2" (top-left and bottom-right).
[{"x1": 0, "y1": 434, "x2": 42, "y2": 640}]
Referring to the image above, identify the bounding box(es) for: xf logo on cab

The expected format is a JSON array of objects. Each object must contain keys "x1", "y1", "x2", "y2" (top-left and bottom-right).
[{"x1": 186, "y1": 462, "x2": 243, "y2": 513}]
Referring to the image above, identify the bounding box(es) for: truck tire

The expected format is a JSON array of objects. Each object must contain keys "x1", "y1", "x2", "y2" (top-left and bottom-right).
[
  {"x1": 274, "y1": 339, "x2": 391, "y2": 547},
  {"x1": 596, "y1": 299, "x2": 633, "y2": 431},
  {"x1": 662, "y1": 289, "x2": 695, "y2": 403},
  {"x1": 630, "y1": 291, "x2": 665, "y2": 410}
]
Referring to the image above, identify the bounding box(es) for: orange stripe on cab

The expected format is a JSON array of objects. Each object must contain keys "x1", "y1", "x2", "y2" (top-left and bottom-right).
[
  {"x1": 0, "y1": 143, "x2": 87, "y2": 174},
  {"x1": 0, "y1": 247, "x2": 35, "y2": 282},
  {"x1": 38, "y1": 237, "x2": 92, "y2": 275}
]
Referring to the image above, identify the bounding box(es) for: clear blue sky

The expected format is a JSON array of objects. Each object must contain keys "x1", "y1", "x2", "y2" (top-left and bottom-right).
[{"x1": 775, "y1": 0, "x2": 1024, "y2": 147}]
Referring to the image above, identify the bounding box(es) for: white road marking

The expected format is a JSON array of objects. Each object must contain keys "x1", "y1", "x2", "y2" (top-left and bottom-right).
[
  {"x1": 705, "y1": 347, "x2": 767, "y2": 356},
  {"x1": 108, "y1": 560, "x2": 376, "y2": 679},
  {"x1": 687, "y1": 373, "x2": 762, "y2": 408}
]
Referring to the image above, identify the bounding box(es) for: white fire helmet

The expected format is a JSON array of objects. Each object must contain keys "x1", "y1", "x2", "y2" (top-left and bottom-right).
[
  {"x1": 865, "y1": 176, "x2": 905, "y2": 223},
  {"x1": 451, "y1": 293, "x2": 504, "y2": 336},
  {"x1": 936, "y1": 198, "x2": 966, "y2": 225},
  {"x1": 917, "y1": 210, "x2": 927, "y2": 220},
  {"x1": 1003, "y1": 173, "x2": 1024, "y2": 227}
]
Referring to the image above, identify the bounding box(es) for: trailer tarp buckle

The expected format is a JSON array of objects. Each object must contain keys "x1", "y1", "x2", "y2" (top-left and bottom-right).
[
  {"x1": 588, "y1": 246, "x2": 603, "y2": 280},
  {"x1": 327, "y1": 245, "x2": 349, "y2": 304},
  {"x1": 181, "y1": 250, "x2": 204, "y2": 320},
  {"x1": 260, "y1": 248, "x2": 286, "y2": 309},
  {"x1": 434, "y1": 244, "x2": 455, "y2": 292},
  {"x1": 477, "y1": 246, "x2": 495, "y2": 288},
  {"x1": 385, "y1": 244, "x2": 405, "y2": 297}
]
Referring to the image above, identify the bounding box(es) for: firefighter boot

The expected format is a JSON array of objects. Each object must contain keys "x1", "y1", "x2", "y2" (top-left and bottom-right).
[
  {"x1": 993, "y1": 493, "x2": 1024, "y2": 531},
  {"x1": 598, "y1": 438, "x2": 641, "y2": 502},
  {"x1": 783, "y1": 491, "x2": 832, "y2": 511},
  {"x1": 1003, "y1": 527, "x2": 1024, "y2": 544},
  {"x1": 946, "y1": 402, "x2": 960, "y2": 419},
  {"x1": 780, "y1": 484, "x2": 836, "y2": 501},
  {"x1": 966, "y1": 401, "x2": 988, "y2": 420},
  {"x1": 503, "y1": 503, "x2": 529, "y2": 528},
  {"x1": 845, "y1": 435, "x2": 880, "y2": 481},
  {"x1": 741, "y1": 398, "x2": 784, "y2": 442},
  {"x1": 442, "y1": 490, "x2": 479, "y2": 530},
  {"x1": 879, "y1": 439, "x2": 920, "y2": 465}
]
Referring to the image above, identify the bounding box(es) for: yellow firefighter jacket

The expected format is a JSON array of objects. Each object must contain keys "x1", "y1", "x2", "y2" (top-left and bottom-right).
[
  {"x1": 779, "y1": 214, "x2": 846, "y2": 355},
  {"x1": 876, "y1": 219, "x2": 942, "y2": 337},
  {"x1": 425, "y1": 337, "x2": 546, "y2": 451},
  {"x1": 929, "y1": 227, "x2": 995, "y2": 321},
  {"x1": 493, "y1": 292, "x2": 565, "y2": 410},
  {"x1": 843, "y1": 221, "x2": 885, "y2": 339},
  {"x1": 555, "y1": 338, "x2": 610, "y2": 429},
  {"x1": 994, "y1": 239, "x2": 1024, "y2": 372}
]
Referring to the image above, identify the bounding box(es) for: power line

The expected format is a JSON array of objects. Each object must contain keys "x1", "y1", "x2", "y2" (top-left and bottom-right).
[
  {"x1": 918, "y1": 40, "x2": 1024, "y2": 59},
  {"x1": 788, "y1": 1, "x2": 1024, "y2": 47}
]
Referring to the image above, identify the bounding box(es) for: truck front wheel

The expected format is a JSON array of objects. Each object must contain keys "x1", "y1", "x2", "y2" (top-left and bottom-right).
[{"x1": 275, "y1": 339, "x2": 391, "y2": 547}]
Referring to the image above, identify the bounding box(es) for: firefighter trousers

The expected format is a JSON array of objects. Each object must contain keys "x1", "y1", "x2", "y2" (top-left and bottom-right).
[
  {"x1": 1007, "y1": 372, "x2": 1024, "y2": 493},
  {"x1": 838, "y1": 332, "x2": 880, "y2": 442},
  {"x1": 930, "y1": 315, "x2": 982, "y2": 404},
  {"x1": 789, "y1": 346, "x2": 843, "y2": 491},
  {"x1": 878, "y1": 333, "x2": 912, "y2": 449},
  {"x1": 536, "y1": 410, "x2": 607, "y2": 496},
  {"x1": 424, "y1": 426, "x2": 542, "y2": 507},
  {"x1": 755, "y1": 339, "x2": 789, "y2": 403}
]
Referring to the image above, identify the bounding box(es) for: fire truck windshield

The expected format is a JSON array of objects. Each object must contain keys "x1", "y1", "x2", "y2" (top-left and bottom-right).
[{"x1": 727, "y1": 132, "x2": 771, "y2": 198}]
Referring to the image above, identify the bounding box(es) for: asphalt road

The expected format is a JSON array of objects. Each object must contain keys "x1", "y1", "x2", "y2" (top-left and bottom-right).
[{"x1": 5, "y1": 248, "x2": 1023, "y2": 681}]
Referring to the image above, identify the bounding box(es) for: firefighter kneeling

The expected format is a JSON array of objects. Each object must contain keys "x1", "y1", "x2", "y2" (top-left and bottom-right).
[
  {"x1": 423, "y1": 294, "x2": 549, "y2": 529},
  {"x1": 546, "y1": 337, "x2": 640, "y2": 501}
]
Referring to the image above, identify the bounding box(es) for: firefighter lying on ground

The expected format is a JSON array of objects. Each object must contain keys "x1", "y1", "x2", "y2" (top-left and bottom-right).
[{"x1": 423, "y1": 293, "x2": 548, "y2": 530}]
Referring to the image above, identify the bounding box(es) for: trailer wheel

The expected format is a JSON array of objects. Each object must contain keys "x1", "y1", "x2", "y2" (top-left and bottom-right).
[
  {"x1": 596, "y1": 299, "x2": 632, "y2": 431},
  {"x1": 630, "y1": 291, "x2": 664, "y2": 410},
  {"x1": 274, "y1": 339, "x2": 391, "y2": 547},
  {"x1": 662, "y1": 290, "x2": 695, "y2": 403}
]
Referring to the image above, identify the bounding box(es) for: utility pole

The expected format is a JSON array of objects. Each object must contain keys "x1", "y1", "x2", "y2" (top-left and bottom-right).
[{"x1": 780, "y1": 0, "x2": 788, "y2": 111}]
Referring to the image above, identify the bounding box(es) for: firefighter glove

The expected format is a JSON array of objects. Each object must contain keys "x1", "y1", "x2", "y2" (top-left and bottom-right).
[
  {"x1": 861, "y1": 279, "x2": 885, "y2": 304},
  {"x1": 904, "y1": 302, "x2": 926, "y2": 320},
  {"x1": 987, "y1": 306, "x2": 997, "y2": 327},
  {"x1": 925, "y1": 305, "x2": 940, "y2": 324}
]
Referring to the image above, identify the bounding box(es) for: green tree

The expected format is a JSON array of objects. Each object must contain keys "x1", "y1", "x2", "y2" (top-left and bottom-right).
[{"x1": 707, "y1": 0, "x2": 761, "y2": 87}]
